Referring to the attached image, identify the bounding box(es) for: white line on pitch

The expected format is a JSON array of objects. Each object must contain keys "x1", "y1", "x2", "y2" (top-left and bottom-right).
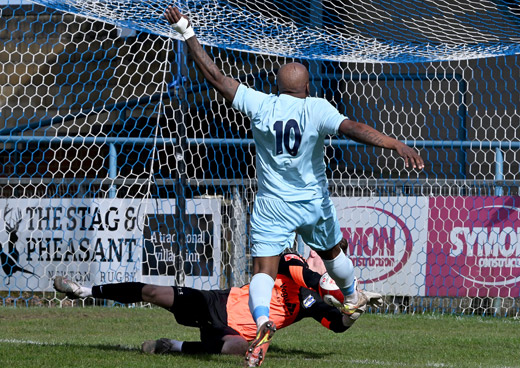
[
  {"x1": 307, "y1": 357, "x2": 518, "y2": 368},
  {"x1": 0, "y1": 338, "x2": 135, "y2": 350},
  {"x1": 2, "y1": 339, "x2": 518, "y2": 368}
]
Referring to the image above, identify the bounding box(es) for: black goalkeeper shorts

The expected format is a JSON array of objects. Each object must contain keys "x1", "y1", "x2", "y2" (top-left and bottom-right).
[{"x1": 168, "y1": 286, "x2": 241, "y2": 343}]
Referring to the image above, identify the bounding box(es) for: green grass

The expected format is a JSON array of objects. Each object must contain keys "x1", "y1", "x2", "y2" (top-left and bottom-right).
[{"x1": 1, "y1": 307, "x2": 519, "y2": 368}]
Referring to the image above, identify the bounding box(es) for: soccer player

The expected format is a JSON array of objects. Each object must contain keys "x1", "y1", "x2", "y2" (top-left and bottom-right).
[
  {"x1": 164, "y1": 5, "x2": 424, "y2": 367},
  {"x1": 53, "y1": 253, "x2": 377, "y2": 357}
]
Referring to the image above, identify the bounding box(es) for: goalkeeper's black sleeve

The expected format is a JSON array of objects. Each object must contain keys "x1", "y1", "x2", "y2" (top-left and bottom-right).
[
  {"x1": 278, "y1": 252, "x2": 321, "y2": 291},
  {"x1": 299, "y1": 288, "x2": 349, "y2": 333}
]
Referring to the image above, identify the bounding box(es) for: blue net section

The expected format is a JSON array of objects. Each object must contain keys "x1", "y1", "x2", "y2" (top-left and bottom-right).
[
  {"x1": 30, "y1": 0, "x2": 520, "y2": 62},
  {"x1": 1, "y1": 0, "x2": 520, "y2": 316}
]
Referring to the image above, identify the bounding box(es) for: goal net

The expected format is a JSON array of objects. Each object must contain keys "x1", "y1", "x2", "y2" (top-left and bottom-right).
[
  {"x1": 1, "y1": 0, "x2": 519, "y2": 316},
  {"x1": 23, "y1": 0, "x2": 520, "y2": 62}
]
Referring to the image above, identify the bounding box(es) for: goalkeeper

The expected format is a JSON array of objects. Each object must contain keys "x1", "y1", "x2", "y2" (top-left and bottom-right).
[
  {"x1": 164, "y1": 4, "x2": 422, "y2": 367},
  {"x1": 53, "y1": 252, "x2": 378, "y2": 355}
]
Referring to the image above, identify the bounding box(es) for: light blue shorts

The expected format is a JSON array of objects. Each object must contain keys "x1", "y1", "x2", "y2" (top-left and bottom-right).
[{"x1": 250, "y1": 195, "x2": 343, "y2": 257}]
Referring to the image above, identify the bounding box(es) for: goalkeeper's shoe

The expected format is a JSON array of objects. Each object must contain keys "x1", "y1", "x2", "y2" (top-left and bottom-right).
[
  {"x1": 53, "y1": 276, "x2": 83, "y2": 299},
  {"x1": 141, "y1": 338, "x2": 178, "y2": 354},
  {"x1": 245, "y1": 321, "x2": 276, "y2": 367}
]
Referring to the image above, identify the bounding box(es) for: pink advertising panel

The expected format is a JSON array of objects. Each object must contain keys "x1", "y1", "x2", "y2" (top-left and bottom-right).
[
  {"x1": 333, "y1": 197, "x2": 428, "y2": 295},
  {"x1": 427, "y1": 196, "x2": 520, "y2": 297}
]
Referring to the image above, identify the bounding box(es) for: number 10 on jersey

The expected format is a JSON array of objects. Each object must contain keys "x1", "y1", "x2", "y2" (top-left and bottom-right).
[{"x1": 273, "y1": 119, "x2": 302, "y2": 156}]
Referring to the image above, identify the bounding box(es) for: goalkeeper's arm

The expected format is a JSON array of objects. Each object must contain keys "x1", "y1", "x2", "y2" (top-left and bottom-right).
[{"x1": 164, "y1": 6, "x2": 240, "y2": 103}]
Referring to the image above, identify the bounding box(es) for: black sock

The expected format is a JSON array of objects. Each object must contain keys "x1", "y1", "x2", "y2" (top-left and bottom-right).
[
  {"x1": 181, "y1": 340, "x2": 224, "y2": 355},
  {"x1": 91, "y1": 282, "x2": 145, "y2": 303}
]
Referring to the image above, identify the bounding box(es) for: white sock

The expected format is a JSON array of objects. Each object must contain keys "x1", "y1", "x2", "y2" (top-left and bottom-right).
[
  {"x1": 322, "y1": 251, "x2": 356, "y2": 298},
  {"x1": 78, "y1": 286, "x2": 92, "y2": 298},
  {"x1": 168, "y1": 339, "x2": 183, "y2": 352},
  {"x1": 256, "y1": 315, "x2": 269, "y2": 330},
  {"x1": 248, "y1": 273, "x2": 275, "y2": 325}
]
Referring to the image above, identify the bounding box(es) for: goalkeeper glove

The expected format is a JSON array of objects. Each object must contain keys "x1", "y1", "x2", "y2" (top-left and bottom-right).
[{"x1": 364, "y1": 290, "x2": 383, "y2": 308}]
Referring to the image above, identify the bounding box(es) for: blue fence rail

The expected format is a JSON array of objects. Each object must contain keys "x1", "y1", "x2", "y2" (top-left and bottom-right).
[
  {"x1": 0, "y1": 71, "x2": 516, "y2": 196},
  {"x1": 0, "y1": 135, "x2": 515, "y2": 193}
]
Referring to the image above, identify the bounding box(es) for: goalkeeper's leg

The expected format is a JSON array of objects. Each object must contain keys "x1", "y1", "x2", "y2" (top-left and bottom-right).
[
  {"x1": 142, "y1": 334, "x2": 249, "y2": 355},
  {"x1": 53, "y1": 277, "x2": 174, "y2": 308},
  {"x1": 53, "y1": 276, "x2": 92, "y2": 299}
]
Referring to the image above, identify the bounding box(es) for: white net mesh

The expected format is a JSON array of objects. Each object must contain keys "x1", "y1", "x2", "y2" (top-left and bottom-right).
[
  {"x1": 0, "y1": 1, "x2": 519, "y2": 316},
  {"x1": 28, "y1": 0, "x2": 520, "y2": 62}
]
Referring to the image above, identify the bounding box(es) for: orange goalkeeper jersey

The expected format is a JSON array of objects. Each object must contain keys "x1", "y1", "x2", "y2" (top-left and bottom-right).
[{"x1": 226, "y1": 253, "x2": 348, "y2": 341}]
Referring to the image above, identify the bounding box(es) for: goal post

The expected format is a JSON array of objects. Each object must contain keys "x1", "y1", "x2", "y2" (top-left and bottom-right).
[{"x1": 1, "y1": 0, "x2": 520, "y2": 316}]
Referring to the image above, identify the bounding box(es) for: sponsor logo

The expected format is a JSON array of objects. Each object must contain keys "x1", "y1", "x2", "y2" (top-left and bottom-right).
[
  {"x1": 279, "y1": 278, "x2": 300, "y2": 315},
  {"x1": 286, "y1": 302, "x2": 297, "y2": 314},
  {"x1": 342, "y1": 206, "x2": 414, "y2": 284},
  {"x1": 1, "y1": 205, "x2": 39, "y2": 282},
  {"x1": 303, "y1": 295, "x2": 316, "y2": 308},
  {"x1": 446, "y1": 205, "x2": 520, "y2": 286}
]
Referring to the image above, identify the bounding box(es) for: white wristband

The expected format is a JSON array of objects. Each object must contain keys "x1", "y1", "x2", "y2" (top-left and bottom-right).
[
  {"x1": 182, "y1": 26, "x2": 195, "y2": 40},
  {"x1": 173, "y1": 17, "x2": 195, "y2": 40}
]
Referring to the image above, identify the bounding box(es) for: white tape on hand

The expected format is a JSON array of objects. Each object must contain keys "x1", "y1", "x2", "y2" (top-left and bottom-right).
[{"x1": 173, "y1": 17, "x2": 195, "y2": 40}]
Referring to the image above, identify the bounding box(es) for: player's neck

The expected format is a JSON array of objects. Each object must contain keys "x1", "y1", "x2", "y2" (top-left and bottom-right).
[{"x1": 280, "y1": 91, "x2": 307, "y2": 99}]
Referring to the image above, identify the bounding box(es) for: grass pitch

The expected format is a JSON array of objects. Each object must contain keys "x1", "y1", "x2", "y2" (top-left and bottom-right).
[{"x1": 0, "y1": 306, "x2": 519, "y2": 368}]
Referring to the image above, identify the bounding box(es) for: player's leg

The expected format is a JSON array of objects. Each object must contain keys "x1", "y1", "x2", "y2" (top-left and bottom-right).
[
  {"x1": 317, "y1": 239, "x2": 356, "y2": 296},
  {"x1": 141, "y1": 338, "x2": 184, "y2": 354},
  {"x1": 246, "y1": 256, "x2": 279, "y2": 366},
  {"x1": 299, "y1": 197, "x2": 356, "y2": 297},
  {"x1": 221, "y1": 334, "x2": 249, "y2": 355},
  {"x1": 147, "y1": 333, "x2": 248, "y2": 355},
  {"x1": 315, "y1": 243, "x2": 375, "y2": 325},
  {"x1": 301, "y1": 197, "x2": 382, "y2": 321},
  {"x1": 53, "y1": 276, "x2": 92, "y2": 298},
  {"x1": 187, "y1": 326, "x2": 248, "y2": 355},
  {"x1": 249, "y1": 255, "x2": 279, "y2": 327},
  {"x1": 247, "y1": 196, "x2": 296, "y2": 366},
  {"x1": 53, "y1": 277, "x2": 174, "y2": 308},
  {"x1": 141, "y1": 284, "x2": 174, "y2": 308},
  {"x1": 171, "y1": 335, "x2": 248, "y2": 355},
  {"x1": 317, "y1": 241, "x2": 365, "y2": 322},
  {"x1": 144, "y1": 288, "x2": 241, "y2": 355},
  {"x1": 249, "y1": 197, "x2": 297, "y2": 326},
  {"x1": 142, "y1": 287, "x2": 208, "y2": 354}
]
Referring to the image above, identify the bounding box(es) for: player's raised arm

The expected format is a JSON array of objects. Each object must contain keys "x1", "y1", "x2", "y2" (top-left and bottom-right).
[
  {"x1": 339, "y1": 118, "x2": 425, "y2": 170},
  {"x1": 164, "y1": 5, "x2": 239, "y2": 102}
]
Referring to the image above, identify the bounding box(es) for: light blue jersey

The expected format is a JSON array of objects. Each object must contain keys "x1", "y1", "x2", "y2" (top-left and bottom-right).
[{"x1": 232, "y1": 84, "x2": 346, "y2": 202}]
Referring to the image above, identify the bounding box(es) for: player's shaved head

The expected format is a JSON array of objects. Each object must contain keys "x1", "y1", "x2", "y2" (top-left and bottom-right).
[{"x1": 276, "y1": 62, "x2": 310, "y2": 97}]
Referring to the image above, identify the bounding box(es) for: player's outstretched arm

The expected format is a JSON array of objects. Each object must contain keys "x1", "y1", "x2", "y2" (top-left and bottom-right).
[
  {"x1": 164, "y1": 6, "x2": 239, "y2": 102},
  {"x1": 278, "y1": 253, "x2": 322, "y2": 291},
  {"x1": 339, "y1": 119, "x2": 425, "y2": 170}
]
